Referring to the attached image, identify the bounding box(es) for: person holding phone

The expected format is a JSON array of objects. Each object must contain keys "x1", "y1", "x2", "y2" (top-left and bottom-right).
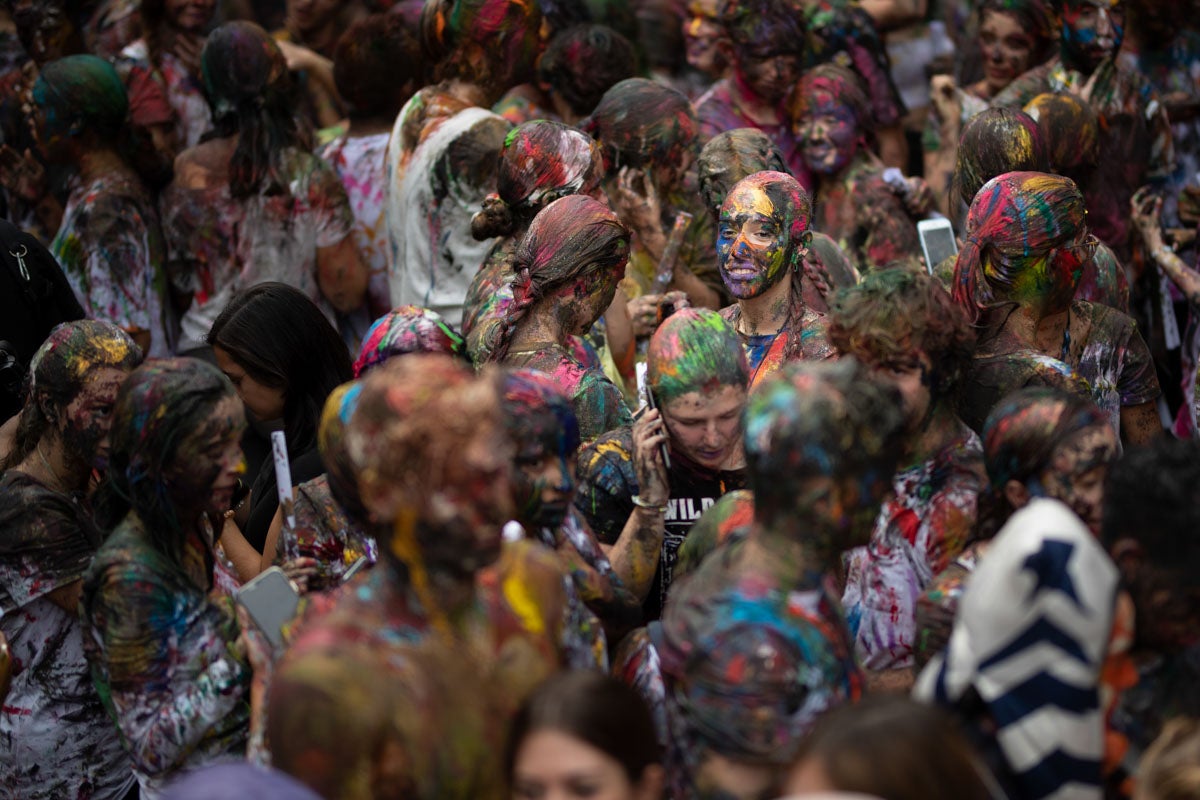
[
  {"x1": 81, "y1": 358, "x2": 253, "y2": 798},
  {"x1": 575, "y1": 308, "x2": 749, "y2": 621}
]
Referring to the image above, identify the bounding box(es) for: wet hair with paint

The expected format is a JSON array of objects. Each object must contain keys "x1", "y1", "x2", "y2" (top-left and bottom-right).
[
  {"x1": 353, "y1": 306, "x2": 466, "y2": 378},
  {"x1": 333, "y1": 13, "x2": 424, "y2": 121},
  {"x1": 580, "y1": 77, "x2": 697, "y2": 173},
  {"x1": 648, "y1": 308, "x2": 749, "y2": 406},
  {"x1": 1022, "y1": 92, "x2": 1100, "y2": 179},
  {"x1": 953, "y1": 107, "x2": 1049, "y2": 206},
  {"x1": 537, "y1": 24, "x2": 638, "y2": 119},
  {"x1": 33, "y1": 54, "x2": 130, "y2": 146},
  {"x1": 697, "y1": 128, "x2": 788, "y2": 217}
]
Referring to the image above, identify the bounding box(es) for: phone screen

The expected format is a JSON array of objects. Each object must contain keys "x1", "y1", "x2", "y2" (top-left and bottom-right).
[{"x1": 920, "y1": 222, "x2": 958, "y2": 274}]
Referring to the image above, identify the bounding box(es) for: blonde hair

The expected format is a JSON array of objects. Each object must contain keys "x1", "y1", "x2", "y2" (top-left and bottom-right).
[{"x1": 1138, "y1": 719, "x2": 1200, "y2": 800}]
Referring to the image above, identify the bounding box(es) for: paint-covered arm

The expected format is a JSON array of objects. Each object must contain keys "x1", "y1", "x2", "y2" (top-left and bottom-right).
[{"x1": 606, "y1": 412, "x2": 670, "y2": 603}]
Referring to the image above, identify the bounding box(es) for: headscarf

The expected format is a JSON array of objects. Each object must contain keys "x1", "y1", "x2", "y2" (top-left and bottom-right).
[
  {"x1": 1023, "y1": 92, "x2": 1100, "y2": 176},
  {"x1": 33, "y1": 54, "x2": 129, "y2": 143},
  {"x1": 353, "y1": 306, "x2": 465, "y2": 378},
  {"x1": 951, "y1": 171, "x2": 1087, "y2": 323},
  {"x1": 580, "y1": 77, "x2": 697, "y2": 173},
  {"x1": 954, "y1": 108, "x2": 1049, "y2": 204},
  {"x1": 471, "y1": 121, "x2": 604, "y2": 241},
  {"x1": 915, "y1": 495, "x2": 1117, "y2": 800},
  {"x1": 486, "y1": 195, "x2": 629, "y2": 362},
  {"x1": 420, "y1": 0, "x2": 542, "y2": 92},
  {"x1": 648, "y1": 308, "x2": 748, "y2": 406}
]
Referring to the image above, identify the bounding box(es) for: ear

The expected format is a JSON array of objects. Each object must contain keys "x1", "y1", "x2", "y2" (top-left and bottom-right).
[{"x1": 1003, "y1": 479, "x2": 1031, "y2": 511}]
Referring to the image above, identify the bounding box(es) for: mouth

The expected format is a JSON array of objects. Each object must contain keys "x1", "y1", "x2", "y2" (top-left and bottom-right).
[
  {"x1": 695, "y1": 447, "x2": 726, "y2": 463},
  {"x1": 723, "y1": 263, "x2": 761, "y2": 279}
]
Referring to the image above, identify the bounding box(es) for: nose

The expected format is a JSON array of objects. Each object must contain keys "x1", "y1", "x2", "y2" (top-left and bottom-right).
[
  {"x1": 702, "y1": 421, "x2": 722, "y2": 448},
  {"x1": 1096, "y1": 8, "x2": 1114, "y2": 38}
]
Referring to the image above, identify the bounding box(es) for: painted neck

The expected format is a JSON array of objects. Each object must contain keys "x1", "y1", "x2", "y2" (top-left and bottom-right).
[
  {"x1": 903, "y1": 401, "x2": 962, "y2": 467},
  {"x1": 730, "y1": 70, "x2": 783, "y2": 126},
  {"x1": 509, "y1": 297, "x2": 569, "y2": 353},
  {"x1": 23, "y1": 432, "x2": 90, "y2": 494},
  {"x1": 736, "y1": 270, "x2": 793, "y2": 336}
]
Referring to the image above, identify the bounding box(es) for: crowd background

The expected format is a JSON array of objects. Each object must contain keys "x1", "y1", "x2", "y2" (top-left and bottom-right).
[{"x1": 2, "y1": 0, "x2": 1200, "y2": 799}]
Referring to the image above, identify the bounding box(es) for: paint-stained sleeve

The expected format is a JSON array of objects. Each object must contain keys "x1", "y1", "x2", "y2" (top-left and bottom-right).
[
  {"x1": 573, "y1": 427, "x2": 638, "y2": 546},
  {"x1": 573, "y1": 371, "x2": 634, "y2": 442},
  {"x1": 0, "y1": 484, "x2": 93, "y2": 611},
  {"x1": 85, "y1": 560, "x2": 250, "y2": 779},
  {"x1": 306, "y1": 154, "x2": 356, "y2": 249},
  {"x1": 1112, "y1": 314, "x2": 1161, "y2": 407},
  {"x1": 73, "y1": 189, "x2": 158, "y2": 333}
]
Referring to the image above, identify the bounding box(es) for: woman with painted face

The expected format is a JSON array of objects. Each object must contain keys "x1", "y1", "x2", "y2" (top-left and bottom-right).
[
  {"x1": 483, "y1": 194, "x2": 634, "y2": 442},
  {"x1": 790, "y1": 64, "x2": 924, "y2": 275},
  {"x1": 208, "y1": 283, "x2": 353, "y2": 573},
  {"x1": 831, "y1": 268, "x2": 986, "y2": 689},
  {"x1": 697, "y1": 128, "x2": 859, "y2": 315},
  {"x1": 0, "y1": 321, "x2": 142, "y2": 800},
  {"x1": 924, "y1": 0, "x2": 1057, "y2": 216},
  {"x1": 716, "y1": 170, "x2": 836, "y2": 392},
  {"x1": 953, "y1": 171, "x2": 1162, "y2": 446},
  {"x1": 82, "y1": 358, "x2": 252, "y2": 798},
  {"x1": 915, "y1": 390, "x2": 1121, "y2": 800},
  {"x1": 576, "y1": 308, "x2": 749, "y2": 621}
]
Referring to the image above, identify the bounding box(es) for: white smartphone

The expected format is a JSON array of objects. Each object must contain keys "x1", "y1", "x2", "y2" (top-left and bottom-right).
[
  {"x1": 236, "y1": 566, "x2": 300, "y2": 651},
  {"x1": 917, "y1": 217, "x2": 958, "y2": 275}
]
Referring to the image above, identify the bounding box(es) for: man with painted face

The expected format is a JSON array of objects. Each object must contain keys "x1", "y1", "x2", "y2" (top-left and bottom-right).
[
  {"x1": 993, "y1": 0, "x2": 1174, "y2": 259},
  {"x1": 575, "y1": 308, "x2": 750, "y2": 623},
  {"x1": 716, "y1": 171, "x2": 836, "y2": 392}
]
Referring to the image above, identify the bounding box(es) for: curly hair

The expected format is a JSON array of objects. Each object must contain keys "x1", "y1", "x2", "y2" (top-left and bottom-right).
[{"x1": 828, "y1": 266, "x2": 975, "y2": 398}]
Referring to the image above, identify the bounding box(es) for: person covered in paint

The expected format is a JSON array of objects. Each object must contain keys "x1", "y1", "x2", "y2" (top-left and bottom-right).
[
  {"x1": 923, "y1": 0, "x2": 1058, "y2": 216},
  {"x1": 318, "y1": 14, "x2": 424, "y2": 349},
  {"x1": 0, "y1": 321, "x2": 142, "y2": 800},
  {"x1": 914, "y1": 387, "x2": 1118, "y2": 670},
  {"x1": 463, "y1": 121, "x2": 606, "y2": 361},
  {"x1": 952, "y1": 171, "x2": 1162, "y2": 446},
  {"x1": 697, "y1": 127, "x2": 858, "y2": 314},
  {"x1": 494, "y1": 23, "x2": 638, "y2": 126},
  {"x1": 160, "y1": 21, "x2": 367, "y2": 356},
  {"x1": 384, "y1": 0, "x2": 538, "y2": 326},
  {"x1": 693, "y1": 0, "x2": 809, "y2": 184},
  {"x1": 271, "y1": 0, "x2": 360, "y2": 131},
  {"x1": 482, "y1": 194, "x2": 634, "y2": 442},
  {"x1": 574, "y1": 308, "x2": 748, "y2": 623},
  {"x1": 914, "y1": 399, "x2": 1121, "y2": 800},
  {"x1": 501, "y1": 369, "x2": 641, "y2": 666},
  {"x1": 114, "y1": 0, "x2": 217, "y2": 170},
  {"x1": 582, "y1": 78, "x2": 724, "y2": 316},
  {"x1": 683, "y1": 0, "x2": 729, "y2": 89},
  {"x1": 81, "y1": 358, "x2": 252, "y2": 798},
  {"x1": 831, "y1": 268, "x2": 986, "y2": 687},
  {"x1": 353, "y1": 304, "x2": 466, "y2": 378},
  {"x1": 716, "y1": 170, "x2": 836, "y2": 391},
  {"x1": 35, "y1": 54, "x2": 171, "y2": 357},
  {"x1": 991, "y1": 0, "x2": 1174, "y2": 259},
  {"x1": 276, "y1": 355, "x2": 568, "y2": 799},
  {"x1": 208, "y1": 283, "x2": 354, "y2": 571},
  {"x1": 615, "y1": 359, "x2": 907, "y2": 800},
  {"x1": 789, "y1": 63, "x2": 924, "y2": 275}
]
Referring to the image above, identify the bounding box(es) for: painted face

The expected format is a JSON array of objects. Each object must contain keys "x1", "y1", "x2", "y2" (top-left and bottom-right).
[
  {"x1": 286, "y1": 0, "x2": 341, "y2": 34},
  {"x1": 165, "y1": 393, "x2": 247, "y2": 518},
  {"x1": 685, "y1": 0, "x2": 725, "y2": 76},
  {"x1": 560, "y1": 259, "x2": 627, "y2": 336},
  {"x1": 513, "y1": 729, "x2": 648, "y2": 800},
  {"x1": 58, "y1": 366, "x2": 128, "y2": 470},
  {"x1": 661, "y1": 385, "x2": 746, "y2": 470},
  {"x1": 213, "y1": 345, "x2": 287, "y2": 423},
  {"x1": 796, "y1": 91, "x2": 859, "y2": 177},
  {"x1": 11, "y1": 0, "x2": 76, "y2": 64},
  {"x1": 1038, "y1": 421, "x2": 1117, "y2": 536},
  {"x1": 867, "y1": 351, "x2": 933, "y2": 434},
  {"x1": 514, "y1": 448, "x2": 577, "y2": 531},
  {"x1": 979, "y1": 10, "x2": 1036, "y2": 94},
  {"x1": 1061, "y1": 0, "x2": 1126, "y2": 74},
  {"x1": 718, "y1": 184, "x2": 795, "y2": 299},
  {"x1": 734, "y1": 43, "x2": 802, "y2": 105},
  {"x1": 1006, "y1": 233, "x2": 1089, "y2": 312},
  {"x1": 165, "y1": 0, "x2": 216, "y2": 32}
]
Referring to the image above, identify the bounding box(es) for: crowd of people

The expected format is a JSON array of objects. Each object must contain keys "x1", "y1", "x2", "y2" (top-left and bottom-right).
[{"x1": 2, "y1": 0, "x2": 1200, "y2": 798}]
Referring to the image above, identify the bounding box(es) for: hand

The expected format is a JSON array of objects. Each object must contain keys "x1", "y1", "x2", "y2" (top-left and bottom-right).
[
  {"x1": 279, "y1": 557, "x2": 320, "y2": 594},
  {"x1": 901, "y1": 176, "x2": 936, "y2": 218},
  {"x1": 173, "y1": 33, "x2": 205, "y2": 76},
  {"x1": 275, "y1": 38, "x2": 319, "y2": 72},
  {"x1": 235, "y1": 604, "x2": 275, "y2": 672},
  {"x1": 632, "y1": 409, "x2": 670, "y2": 507},
  {"x1": 0, "y1": 146, "x2": 46, "y2": 204},
  {"x1": 627, "y1": 294, "x2": 663, "y2": 338},
  {"x1": 612, "y1": 166, "x2": 663, "y2": 237},
  {"x1": 1131, "y1": 185, "x2": 1165, "y2": 249},
  {"x1": 929, "y1": 74, "x2": 960, "y2": 125}
]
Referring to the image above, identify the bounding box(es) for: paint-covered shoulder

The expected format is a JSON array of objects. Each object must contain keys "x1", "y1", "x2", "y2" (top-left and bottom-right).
[{"x1": 576, "y1": 425, "x2": 636, "y2": 487}]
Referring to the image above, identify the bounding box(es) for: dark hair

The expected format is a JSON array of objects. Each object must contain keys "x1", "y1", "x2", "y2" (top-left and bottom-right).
[
  {"x1": 333, "y1": 14, "x2": 423, "y2": 121},
  {"x1": 201, "y1": 22, "x2": 304, "y2": 199},
  {"x1": 420, "y1": 0, "x2": 542, "y2": 100},
  {"x1": 828, "y1": 267, "x2": 976, "y2": 397},
  {"x1": 1023, "y1": 91, "x2": 1100, "y2": 178},
  {"x1": 96, "y1": 358, "x2": 235, "y2": 566},
  {"x1": 1103, "y1": 437, "x2": 1200, "y2": 559},
  {"x1": 580, "y1": 77, "x2": 697, "y2": 173},
  {"x1": 139, "y1": 0, "x2": 217, "y2": 70},
  {"x1": 698, "y1": 128, "x2": 788, "y2": 217},
  {"x1": 538, "y1": 24, "x2": 637, "y2": 118},
  {"x1": 207, "y1": 283, "x2": 353, "y2": 455},
  {"x1": 506, "y1": 671, "x2": 662, "y2": 785},
  {"x1": 33, "y1": 54, "x2": 129, "y2": 145},
  {"x1": 953, "y1": 108, "x2": 1049, "y2": 205},
  {"x1": 718, "y1": 0, "x2": 806, "y2": 58},
  {"x1": 790, "y1": 695, "x2": 992, "y2": 800},
  {"x1": 978, "y1": 0, "x2": 1058, "y2": 66},
  {"x1": 1, "y1": 320, "x2": 142, "y2": 471}
]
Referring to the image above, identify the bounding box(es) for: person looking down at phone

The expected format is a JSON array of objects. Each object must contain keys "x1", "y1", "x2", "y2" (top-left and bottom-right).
[
  {"x1": 574, "y1": 308, "x2": 749, "y2": 622},
  {"x1": 831, "y1": 268, "x2": 985, "y2": 690},
  {"x1": 81, "y1": 358, "x2": 253, "y2": 799},
  {"x1": 481, "y1": 194, "x2": 634, "y2": 442},
  {"x1": 0, "y1": 321, "x2": 142, "y2": 800},
  {"x1": 582, "y1": 78, "x2": 723, "y2": 328},
  {"x1": 952, "y1": 171, "x2": 1162, "y2": 448},
  {"x1": 697, "y1": 128, "x2": 859, "y2": 315},
  {"x1": 716, "y1": 170, "x2": 836, "y2": 393},
  {"x1": 789, "y1": 63, "x2": 924, "y2": 276}
]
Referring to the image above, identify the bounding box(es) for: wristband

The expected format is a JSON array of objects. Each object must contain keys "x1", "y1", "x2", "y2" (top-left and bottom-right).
[{"x1": 632, "y1": 494, "x2": 667, "y2": 511}]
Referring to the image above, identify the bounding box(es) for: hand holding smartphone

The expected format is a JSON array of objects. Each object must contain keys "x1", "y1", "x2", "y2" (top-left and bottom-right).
[{"x1": 236, "y1": 567, "x2": 300, "y2": 651}]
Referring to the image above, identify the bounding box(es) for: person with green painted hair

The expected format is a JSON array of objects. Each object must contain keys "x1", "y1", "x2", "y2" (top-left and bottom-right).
[{"x1": 574, "y1": 307, "x2": 749, "y2": 622}]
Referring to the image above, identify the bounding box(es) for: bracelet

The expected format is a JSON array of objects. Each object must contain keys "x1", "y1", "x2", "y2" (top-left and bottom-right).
[
  {"x1": 1157, "y1": 246, "x2": 1176, "y2": 263},
  {"x1": 632, "y1": 494, "x2": 667, "y2": 511}
]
